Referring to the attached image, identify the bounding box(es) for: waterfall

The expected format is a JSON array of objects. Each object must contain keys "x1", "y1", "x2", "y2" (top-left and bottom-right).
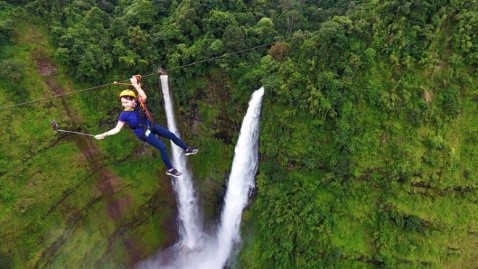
[
  {"x1": 213, "y1": 86, "x2": 264, "y2": 267},
  {"x1": 137, "y1": 86, "x2": 264, "y2": 269},
  {"x1": 160, "y1": 74, "x2": 203, "y2": 249}
]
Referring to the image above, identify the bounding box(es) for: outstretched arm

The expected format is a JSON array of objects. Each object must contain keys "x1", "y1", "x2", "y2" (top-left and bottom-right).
[
  {"x1": 131, "y1": 76, "x2": 147, "y2": 102},
  {"x1": 94, "y1": 121, "x2": 125, "y2": 140}
]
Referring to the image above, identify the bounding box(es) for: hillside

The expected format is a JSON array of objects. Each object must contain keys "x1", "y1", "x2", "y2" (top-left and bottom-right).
[
  {"x1": 0, "y1": 10, "x2": 176, "y2": 269},
  {"x1": 1, "y1": 0, "x2": 478, "y2": 268}
]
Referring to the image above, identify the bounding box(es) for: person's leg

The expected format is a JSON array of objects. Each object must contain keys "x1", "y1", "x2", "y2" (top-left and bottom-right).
[
  {"x1": 145, "y1": 133, "x2": 173, "y2": 170},
  {"x1": 150, "y1": 124, "x2": 188, "y2": 150}
]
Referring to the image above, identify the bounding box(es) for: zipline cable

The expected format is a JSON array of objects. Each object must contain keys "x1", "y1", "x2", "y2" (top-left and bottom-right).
[
  {"x1": 0, "y1": 83, "x2": 114, "y2": 111},
  {"x1": 0, "y1": 40, "x2": 280, "y2": 111},
  {"x1": 168, "y1": 42, "x2": 274, "y2": 71}
]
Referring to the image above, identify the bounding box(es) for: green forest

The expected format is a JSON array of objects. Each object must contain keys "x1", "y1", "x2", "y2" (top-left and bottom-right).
[{"x1": 1, "y1": 0, "x2": 477, "y2": 268}]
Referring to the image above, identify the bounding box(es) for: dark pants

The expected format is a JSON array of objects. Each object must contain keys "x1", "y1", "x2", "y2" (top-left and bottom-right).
[{"x1": 144, "y1": 124, "x2": 188, "y2": 169}]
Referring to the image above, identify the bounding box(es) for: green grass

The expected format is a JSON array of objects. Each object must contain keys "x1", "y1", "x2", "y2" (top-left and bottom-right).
[
  {"x1": 330, "y1": 182, "x2": 377, "y2": 260},
  {"x1": 0, "y1": 13, "x2": 173, "y2": 268}
]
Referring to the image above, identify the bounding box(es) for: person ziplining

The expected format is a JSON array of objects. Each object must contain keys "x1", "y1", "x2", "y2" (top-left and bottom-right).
[{"x1": 94, "y1": 74, "x2": 198, "y2": 177}]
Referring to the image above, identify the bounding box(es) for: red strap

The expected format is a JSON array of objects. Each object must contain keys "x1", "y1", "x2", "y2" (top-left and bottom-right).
[{"x1": 138, "y1": 98, "x2": 154, "y2": 122}]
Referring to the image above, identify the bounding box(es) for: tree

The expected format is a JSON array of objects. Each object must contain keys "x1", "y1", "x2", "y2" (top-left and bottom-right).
[
  {"x1": 276, "y1": 0, "x2": 306, "y2": 33},
  {"x1": 53, "y1": 6, "x2": 113, "y2": 80},
  {"x1": 123, "y1": 0, "x2": 156, "y2": 28},
  {"x1": 268, "y1": 41, "x2": 288, "y2": 62},
  {"x1": 203, "y1": 10, "x2": 237, "y2": 38},
  {"x1": 252, "y1": 17, "x2": 279, "y2": 45},
  {"x1": 222, "y1": 24, "x2": 244, "y2": 51},
  {"x1": 452, "y1": 6, "x2": 478, "y2": 67},
  {"x1": 152, "y1": 0, "x2": 172, "y2": 17},
  {"x1": 0, "y1": 2, "x2": 14, "y2": 45},
  {"x1": 175, "y1": 7, "x2": 200, "y2": 40}
]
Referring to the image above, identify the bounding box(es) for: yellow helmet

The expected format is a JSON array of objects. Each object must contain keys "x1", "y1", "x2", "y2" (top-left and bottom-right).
[{"x1": 119, "y1": 89, "x2": 136, "y2": 99}]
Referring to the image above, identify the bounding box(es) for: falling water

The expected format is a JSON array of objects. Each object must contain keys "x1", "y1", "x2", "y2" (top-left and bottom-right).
[
  {"x1": 137, "y1": 86, "x2": 264, "y2": 269},
  {"x1": 160, "y1": 74, "x2": 203, "y2": 249},
  {"x1": 213, "y1": 86, "x2": 264, "y2": 267}
]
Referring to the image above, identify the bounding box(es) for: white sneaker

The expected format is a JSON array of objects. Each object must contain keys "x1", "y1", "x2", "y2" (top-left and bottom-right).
[
  {"x1": 166, "y1": 168, "x2": 182, "y2": 177},
  {"x1": 185, "y1": 147, "x2": 198, "y2": 156}
]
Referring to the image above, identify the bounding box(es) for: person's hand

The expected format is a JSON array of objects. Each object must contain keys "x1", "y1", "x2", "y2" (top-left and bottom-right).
[
  {"x1": 95, "y1": 134, "x2": 106, "y2": 140},
  {"x1": 130, "y1": 75, "x2": 141, "y2": 87}
]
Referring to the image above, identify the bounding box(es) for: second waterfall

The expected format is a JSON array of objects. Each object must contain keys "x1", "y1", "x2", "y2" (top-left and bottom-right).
[{"x1": 137, "y1": 75, "x2": 264, "y2": 269}]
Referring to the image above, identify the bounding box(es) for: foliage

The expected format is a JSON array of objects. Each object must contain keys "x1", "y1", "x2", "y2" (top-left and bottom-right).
[
  {"x1": 0, "y1": 1, "x2": 14, "y2": 45},
  {"x1": 0, "y1": 16, "x2": 169, "y2": 268},
  {"x1": 241, "y1": 0, "x2": 478, "y2": 268},
  {"x1": 1, "y1": 1, "x2": 478, "y2": 269}
]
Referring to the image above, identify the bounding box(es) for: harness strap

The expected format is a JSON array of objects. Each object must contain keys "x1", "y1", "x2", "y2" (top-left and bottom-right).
[
  {"x1": 133, "y1": 74, "x2": 154, "y2": 123},
  {"x1": 126, "y1": 105, "x2": 152, "y2": 141},
  {"x1": 138, "y1": 97, "x2": 154, "y2": 123}
]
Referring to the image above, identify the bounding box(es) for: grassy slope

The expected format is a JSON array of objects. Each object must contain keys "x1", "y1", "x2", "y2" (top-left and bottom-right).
[
  {"x1": 349, "y1": 63, "x2": 478, "y2": 268},
  {"x1": 0, "y1": 14, "x2": 175, "y2": 268}
]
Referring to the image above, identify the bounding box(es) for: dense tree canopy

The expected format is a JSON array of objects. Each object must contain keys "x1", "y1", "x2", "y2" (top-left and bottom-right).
[{"x1": 0, "y1": 0, "x2": 477, "y2": 268}]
